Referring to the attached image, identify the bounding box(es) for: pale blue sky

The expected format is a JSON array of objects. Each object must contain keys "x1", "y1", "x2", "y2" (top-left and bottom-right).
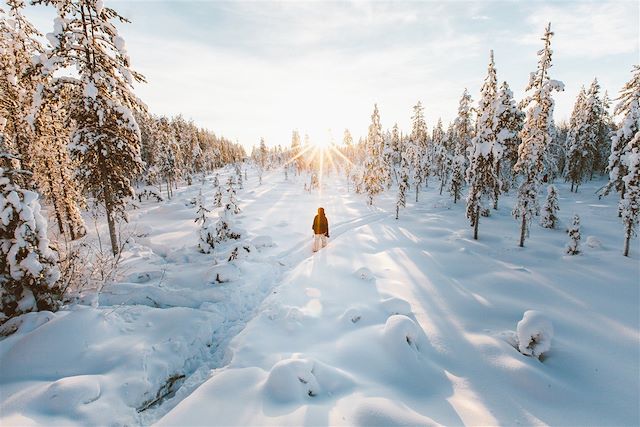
[{"x1": 20, "y1": 0, "x2": 639, "y2": 149}]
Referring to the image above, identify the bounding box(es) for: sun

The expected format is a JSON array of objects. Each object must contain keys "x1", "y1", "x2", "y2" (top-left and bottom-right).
[{"x1": 311, "y1": 137, "x2": 334, "y2": 150}]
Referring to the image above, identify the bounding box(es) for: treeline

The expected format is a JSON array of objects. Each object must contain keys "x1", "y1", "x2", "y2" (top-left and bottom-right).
[
  {"x1": 274, "y1": 25, "x2": 638, "y2": 258},
  {"x1": 0, "y1": 0, "x2": 243, "y2": 324}
]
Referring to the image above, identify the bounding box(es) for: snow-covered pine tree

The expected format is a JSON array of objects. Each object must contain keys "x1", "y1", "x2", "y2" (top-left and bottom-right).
[
  {"x1": 391, "y1": 123, "x2": 402, "y2": 169},
  {"x1": 495, "y1": 81, "x2": 524, "y2": 190},
  {"x1": 620, "y1": 136, "x2": 639, "y2": 256},
  {"x1": 0, "y1": 0, "x2": 43, "y2": 173},
  {"x1": 363, "y1": 104, "x2": 385, "y2": 205},
  {"x1": 382, "y1": 131, "x2": 394, "y2": 189},
  {"x1": 466, "y1": 50, "x2": 500, "y2": 239},
  {"x1": 454, "y1": 89, "x2": 474, "y2": 168},
  {"x1": 37, "y1": 0, "x2": 146, "y2": 255},
  {"x1": 565, "y1": 87, "x2": 589, "y2": 192},
  {"x1": 410, "y1": 101, "x2": 428, "y2": 201},
  {"x1": 226, "y1": 176, "x2": 241, "y2": 214},
  {"x1": 213, "y1": 173, "x2": 219, "y2": 187},
  {"x1": 595, "y1": 91, "x2": 613, "y2": 175},
  {"x1": 194, "y1": 191, "x2": 215, "y2": 254},
  {"x1": 513, "y1": 23, "x2": 564, "y2": 247},
  {"x1": 432, "y1": 119, "x2": 449, "y2": 195},
  {"x1": 0, "y1": 160, "x2": 61, "y2": 324},
  {"x1": 30, "y1": 85, "x2": 86, "y2": 240},
  {"x1": 565, "y1": 214, "x2": 581, "y2": 255},
  {"x1": 396, "y1": 150, "x2": 410, "y2": 220},
  {"x1": 540, "y1": 184, "x2": 559, "y2": 229},
  {"x1": 583, "y1": 79, "x2": 606, "y2": 179}
]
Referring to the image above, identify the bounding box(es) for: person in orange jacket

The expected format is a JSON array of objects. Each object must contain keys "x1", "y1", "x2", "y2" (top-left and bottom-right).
[{"x1": 312, "y1": 207, "x2": 329, "y2": 252}]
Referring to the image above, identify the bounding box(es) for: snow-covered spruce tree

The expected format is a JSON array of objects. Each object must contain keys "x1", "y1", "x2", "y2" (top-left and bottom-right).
[
  {"x1": 382, "y1": 131, "x2": 395, "y2": 189},
  {"x1": 432, "y1": 119, "x2": 449, "y2": 195},
  {"x1": 620, "y1": 138, "x2": 639, "y2": 256},
  {"x1": 513, "y1": 23, "x2": 564, "y2": 247},
  {"x1": 30, "y1": 86, "x2": 86, "y2": 240},
  {"x1": 213, "y1": 173, "x2": 219, "y2": 188},
  {"x1": 565, "y1": 214, "x2": 581, "y2": 255},
  {"x1": 0, "y1": 161, "x2": 61, "y2": 324},
  {"x1": 157, "y1": 118, "x2": 178, "y2": 199},
  {"x1": 226, "y1": 176, "x2": 241, "y2": 214},
  {"x1": 194, "y1": 192, "x2": 215, "y2": 254},
  {"x1": 0, "y1": 0, "x2": 43, "y2": 173},
  {"x1": 583, "y1": 79, "x2": 607, "y2": 179},
  {"x1": 37, "y1": 0, "x2": 146, "y2": 255},
  {"x1": 410, "y1": 101, "x2": 428, "y2": 201},
  {"x1": 454, "y1": 89, "x2": 474, "y2": 168},
  {"x1": 465, "y1": 50, "x2": 501, "y2": 239},
  {"x1": 604, "y1": 66, "x2": 640, "y2": 216},
  {"x1": 540, "y1": 184, "x2": 559, "y2": 229},
  {"x1": 363, "y1": 104, "x2": 385, "y2": 206},
  {"x1": 495, "y1": 81, "x2": 524, "y2": 190},
  {"x1": 449, "y1": 90, "x2": 474, "y2": 204},
  {"x1": 390, "y1": 123, "x2": 402, "y2": 169},
  {"x1": 396, "y1": 150, "x2": 410, "y2": 220},
  {"x1": 565, "y1": 87, "x2": 590, "y2": 192},
  {"x1": 595, "y1": 90, "x2": 613, "y2": 175}
]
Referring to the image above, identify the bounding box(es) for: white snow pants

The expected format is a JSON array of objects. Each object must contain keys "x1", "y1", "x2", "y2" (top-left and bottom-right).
[{"x1": 313, "y1": 234, "x2": 327, "y2": 252}]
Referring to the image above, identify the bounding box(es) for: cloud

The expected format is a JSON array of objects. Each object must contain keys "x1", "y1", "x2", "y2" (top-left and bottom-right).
[{"x1": 520, "y1": 1, "x2": 638, "y2": 58}]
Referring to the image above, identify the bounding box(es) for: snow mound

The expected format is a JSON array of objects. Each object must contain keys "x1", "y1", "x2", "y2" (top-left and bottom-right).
[
  {"x1": 251, "y1": 235, "x2": 274, "y2": 248},
  {"x1": 354, "y1": 267, "x2": 375, "y2": 281},
  {"x1": 350, "y1": 397, "x2": 441, "y2": 427},
  {"x1": 382, "y1": 314, "x2": 424, "y2": 354},
  {"x1": 516, "y1": 310, "x2": 554, "y2": 359},
  {"x1": 41, "y1": 375, "x2": 102, "y2": 414},
  {"x1": 263, "y1": 357, "x2": 354, "y2": 402},
  {"x1": 586, "y1": 235, "x2": 603, "y2": 249}
]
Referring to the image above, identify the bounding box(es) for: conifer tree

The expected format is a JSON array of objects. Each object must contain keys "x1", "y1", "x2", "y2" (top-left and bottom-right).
[
  {"x1": 620, "y1": 138, "x2": 639, "y2": 256},
  {"x1": 396, "y1": 150, "x2": 410, "y2": 220},
  {"x1": 410, "y1": 102, "x2": 428, "y2": 201},
  {"x1": 432, "y1": 119, "x2": 449, "y2": 195},
  {"x1": 540, "y1": 184, "x2": 560, "y2": 229},
  {"x1": 214, "y1": 186, "x2": 222, "y2": 208},
  {"x1": 565, "y1": 87, "x2": 589, "y2": 192},
  {"x1": 566, "y1": 214, "x2": 581, "y2": 255},
  {"x1": 495, "y1": 81, "x2": 524, "y2": 189},
  {"x1": 0, "y1": 0, "x2": 43, "y2": 172},
  {"x1": 37, "y1": 0, "x2": 146, "y2": 255},
  {"x1": 513, "y1": 23, "x2": 564, "y2": 247},
  {"x1": 390, "y1": 123, "x2": 402, "y2": 168},
  {"x1": 0, "y1": 160, "x2": 61, "y2": 324},
  {"x1": 226, "y1": 176, "x2": 241, "y2": 214},
  {"x1": 31, "y1": 86, "x2": 86, "y2": 240},
  {"x1": 363, "y1": 104, "x2": 385, "y2": 205},
  {"x1": 454, "y1": 89, "x2": 474, "y2": 167},
  {"x1": 195, "y1": 191, "x2": 214, "y2": 254},
  {"x1": 466, "y1": 50, "x2": 501, "y2": 239},
  {"x1": 584, "y1": 79, "x2": 606, "y2": 178},
  {"x1": 604, "y1": 66, "x2": 640, "y2": 226}
]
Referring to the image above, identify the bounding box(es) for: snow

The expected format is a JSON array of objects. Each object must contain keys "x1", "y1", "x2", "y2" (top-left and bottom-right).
[
  {"x1": 516, "y1": 310, "x2": 553, "y2": 359},
  {"x1": 1, "y1": 168, "x2": 638, "y2": 426}
]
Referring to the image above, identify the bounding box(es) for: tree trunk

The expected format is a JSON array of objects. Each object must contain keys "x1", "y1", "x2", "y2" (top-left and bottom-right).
[
  {"x1": 415, "y1": 184, "x2": 419, "y2": 202},
  {"x1": 519, "y1": 212, "x2": 527, "y2": 247},
  {"x1": 46, "y1": 172, "x2": 66, "y2": 235},
  {"x1": 439, "y1": 176, "x2": 445, "y2": 195},
  {"x1": 570, "y1": 182, "x2": 574, "y2": 192},
  {"x1": 623, "y1": 227, "x2": 630, "y2": 257},
  {"x1": 395, "y1": 205, "x2": 399, "y2": 220},
  {"x1": 103, "y1": 183, "x2": 119, "y2": 256},
  {"x1": 473, "y1": 205, "x2": 479, "y2": 240}
]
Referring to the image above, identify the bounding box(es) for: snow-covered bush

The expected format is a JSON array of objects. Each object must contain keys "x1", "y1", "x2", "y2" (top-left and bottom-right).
[
  {"x1": 566, "y1": 214, "x2": 581, "y2": 255},
  {"x1": 516, "y1": 310, "x2": 553, "y2": 359},
  {"x1": 540, "y1": 185, "x2": 560, "y2": 229},
  {"x1": 194, "y1": 192, "x2": 215, "y2": 254},
  {"x1": 1, "y1": 167, "x2": 61, "y2": 324}
]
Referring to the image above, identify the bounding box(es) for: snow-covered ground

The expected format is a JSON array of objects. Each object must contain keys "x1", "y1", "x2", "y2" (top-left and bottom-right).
[{"x1": 1, "y1": 166, "x2": 638, "y2": 426}]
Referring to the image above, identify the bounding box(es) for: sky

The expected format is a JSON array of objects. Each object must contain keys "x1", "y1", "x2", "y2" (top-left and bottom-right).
[{"x1": 18, "y1": 0, "x2": 640, "y2": 150}]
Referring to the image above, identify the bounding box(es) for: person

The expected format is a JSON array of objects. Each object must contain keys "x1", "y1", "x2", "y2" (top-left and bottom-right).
[{"x1": 312, "y1": 207, "x2": 329, "y2": 252}]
